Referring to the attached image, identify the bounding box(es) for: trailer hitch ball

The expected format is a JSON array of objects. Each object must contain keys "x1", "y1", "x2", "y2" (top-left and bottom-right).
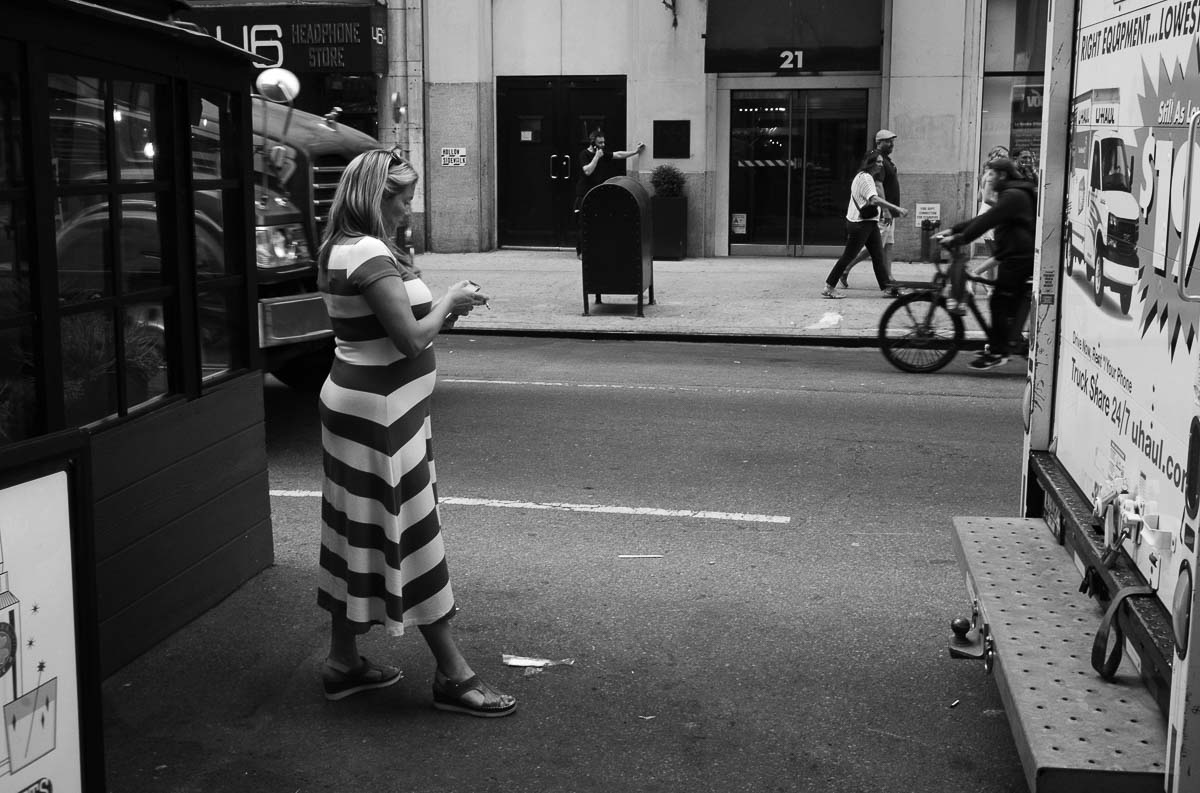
[{"x1": 948, "y1": 617, "x2": 988, "y2": 662}]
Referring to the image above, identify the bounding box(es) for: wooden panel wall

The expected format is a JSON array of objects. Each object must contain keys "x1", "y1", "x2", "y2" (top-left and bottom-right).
[{"x1": 89, "y1": 374, "x2": 272, "y2": 676}]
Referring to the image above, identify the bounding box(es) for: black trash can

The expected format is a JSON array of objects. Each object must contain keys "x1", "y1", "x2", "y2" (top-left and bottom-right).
[
  {"x1": 921, "y1": 218, "x2": 942, "y2": 263},
  {"x1": 579, "y1": 175, "x2": 655, "y2": 316}
]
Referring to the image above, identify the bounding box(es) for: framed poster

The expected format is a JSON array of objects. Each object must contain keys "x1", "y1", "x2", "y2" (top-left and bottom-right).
[{"x1": 0, "y1": 431, "x2": 103, "y2": 793}]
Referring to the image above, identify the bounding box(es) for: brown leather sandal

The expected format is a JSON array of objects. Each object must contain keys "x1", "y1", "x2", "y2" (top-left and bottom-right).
[
  {"x1": 323, "y1": 656, "x2": 402, "y2": 701},
  {"x1": 432, "y1": 672, "x2": 517, "y2": 718}
]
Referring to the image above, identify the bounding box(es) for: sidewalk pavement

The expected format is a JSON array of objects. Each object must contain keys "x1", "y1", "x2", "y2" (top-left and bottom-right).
[{"x1": 415, "y1": 248, "x2": 972, "y2": 343}]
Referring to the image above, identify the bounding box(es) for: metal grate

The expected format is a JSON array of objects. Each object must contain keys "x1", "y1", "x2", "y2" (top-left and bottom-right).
[
  {"x1": 311, "y1": 156, "x2": 347, "y2": 237},
  {"x1": 952, "y1": 516, "x2": 1165, "y2": 792}
]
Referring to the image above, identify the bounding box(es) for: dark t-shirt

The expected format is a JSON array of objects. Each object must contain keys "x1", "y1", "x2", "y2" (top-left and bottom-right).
[
  {"x1": 575, "y1": 147, "x2": 613, "y2": 200},
  {"x1": 880, "y1": 154, "x2": 900, "y2": 216},
  {"x1": 951, "y1": 179, "x2": 1037, "y2": 261}
]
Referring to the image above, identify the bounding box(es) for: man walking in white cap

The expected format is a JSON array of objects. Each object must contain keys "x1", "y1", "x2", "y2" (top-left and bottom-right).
[{"x1": 842, "y1": 129, "x2": 902, "y2": 294}]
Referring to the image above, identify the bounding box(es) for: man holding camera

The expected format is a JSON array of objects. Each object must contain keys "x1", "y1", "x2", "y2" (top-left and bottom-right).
[{"x1": 574, "y1": 129, "x2": 645, "y2": 256}]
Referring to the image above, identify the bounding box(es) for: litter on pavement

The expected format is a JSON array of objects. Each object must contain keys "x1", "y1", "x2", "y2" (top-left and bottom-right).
[{"x1": 501, "y1": 653, "x2": 576, "y2": 668}]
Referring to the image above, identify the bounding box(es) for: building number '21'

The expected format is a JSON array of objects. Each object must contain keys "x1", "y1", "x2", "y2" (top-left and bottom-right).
[{"x1": 779, "y1": 50, "x2": 804, "y2": 70}]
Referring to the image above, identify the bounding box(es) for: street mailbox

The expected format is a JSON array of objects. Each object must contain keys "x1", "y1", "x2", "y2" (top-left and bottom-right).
[{"x1": 579, "y1": 175, "x2": 655, "y2": 316}]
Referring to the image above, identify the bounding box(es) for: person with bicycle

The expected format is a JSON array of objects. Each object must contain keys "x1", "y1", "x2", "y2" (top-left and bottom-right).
[{"x1": 935, "y1": 156, "x2": 1036, "y2": 371}]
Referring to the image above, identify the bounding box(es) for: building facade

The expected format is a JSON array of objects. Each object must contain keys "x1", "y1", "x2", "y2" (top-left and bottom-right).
[{"x1": 184, "y1": 0, "x2": 1048, "y2": 261}]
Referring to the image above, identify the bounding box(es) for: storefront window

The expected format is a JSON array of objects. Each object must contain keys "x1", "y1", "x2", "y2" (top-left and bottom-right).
[
  {"x1": 119, "y1": 192, "x2": 167, "y2": 293},
  {"x1": 61, "y1": 309, "x2": 118, "y2": 426},
  {"x1": 113, "y1": 81, "x2": 161, "y2": 182},
  {"x1": 0, "y1": 326, "x2": 36, "y2": 445},
  {"x1": 0, "y1": 201, "x2": 30, "y2": 314},
  {"x1": 190, "y1": 86, "x2": 248, "y2": 383},
  {"x1": 981, "y1": 76, "x2": 1044, "y2": 167},
  {"x1": 0, "y1": 57, "x2": 38, "y2": 444},
  {"x1": 49, "y1": 75, "x2": 108, "y2": 184},
  {"x1": 980, "y1": 0, "x2": 1049, "y2": 175},
  {"x1": 198, "y1": 289, "x2": 240, "y2": 381},
  {"x1": 125, "y1": 300, "x2": 168, "y2": 406},
  {"x1": 51, "y1": 68, "x2": 176, "y2": 422},
  {"x1": 317, "y1": 74, "x2": 378, "y2": 138},
  {"x1": 191, "y1": 93, "x2": 227, "y2": 179},
  {"x1": 2, "y1": 46, "x2": 256, "y2": 448},
  {"x1": 984, "y1": 0, "x2": 1048, "y2": 73}
]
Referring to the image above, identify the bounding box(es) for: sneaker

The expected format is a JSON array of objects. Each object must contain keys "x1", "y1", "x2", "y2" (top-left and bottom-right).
[
  {"x1": 883, "y1": 287, "x2": 904, "y2": 298},
  {"x1": 822, "y1": 286, "x2": 846, "y2": 299},
  {"x1": 969, "y1": 353, "x2": 1009, "y2": 371}
]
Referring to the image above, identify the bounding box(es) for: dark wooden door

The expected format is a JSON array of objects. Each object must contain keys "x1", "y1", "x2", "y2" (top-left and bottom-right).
[{"x1": 497, "y1": 76, "x2": 627, "y2": 248}]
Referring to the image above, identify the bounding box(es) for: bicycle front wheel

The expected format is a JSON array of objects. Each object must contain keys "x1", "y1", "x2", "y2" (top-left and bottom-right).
[{"x1": 878, "y1": 292, "x2": 965, "y2": 373}]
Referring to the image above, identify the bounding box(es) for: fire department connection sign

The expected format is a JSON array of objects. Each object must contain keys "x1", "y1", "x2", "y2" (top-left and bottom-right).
[{"x1": 440, "y1": 148, "x2": 467, "y2": 167}]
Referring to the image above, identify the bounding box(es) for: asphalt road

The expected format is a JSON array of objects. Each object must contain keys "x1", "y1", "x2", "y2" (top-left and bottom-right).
[
  {"x1": 101, "y1": 337, "x2": 1031, "y2": 793},
  {"x1": 255, "y1": 337, "x2": 1030, "y2": 793}
]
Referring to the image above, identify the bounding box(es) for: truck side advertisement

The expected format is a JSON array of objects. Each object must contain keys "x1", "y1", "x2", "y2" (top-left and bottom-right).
[{"x1": 1060, "y1": 0, "x2": 1200, "y2": 613}]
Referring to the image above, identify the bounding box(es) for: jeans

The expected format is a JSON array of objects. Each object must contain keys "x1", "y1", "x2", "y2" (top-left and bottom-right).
[
  {"x1": 989, "y1": 257, "x2": 1034, "y2": 356},
  {"x1": 826, "y1": 220, "x2": 890, "y2": 289}
]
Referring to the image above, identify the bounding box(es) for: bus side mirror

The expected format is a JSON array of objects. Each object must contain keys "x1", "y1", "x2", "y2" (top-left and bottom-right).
[{"x1": 255, "y1": 68, "x2": 300, "y2": 104}]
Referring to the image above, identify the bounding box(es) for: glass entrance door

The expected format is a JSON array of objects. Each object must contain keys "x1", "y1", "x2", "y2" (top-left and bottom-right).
[{"x1": 729, "y1": 89, "x2": 868, "y2": 256}]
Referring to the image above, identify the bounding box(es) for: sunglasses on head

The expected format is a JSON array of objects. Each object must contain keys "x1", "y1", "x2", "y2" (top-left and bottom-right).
[{"x1": 387, "y1": 147, "x2": 410, "y2": 167}]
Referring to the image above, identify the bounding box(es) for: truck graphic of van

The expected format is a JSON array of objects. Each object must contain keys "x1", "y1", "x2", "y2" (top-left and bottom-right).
[{"x1": 1067, "y1": 88, "x2": 1140, "y2": 314}]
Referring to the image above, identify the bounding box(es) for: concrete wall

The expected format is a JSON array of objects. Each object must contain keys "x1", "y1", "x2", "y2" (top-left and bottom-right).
[
  {"x1": 886, "y1": 0, "x2": 982, "y2": 259},
  {"x1": 424, "y1": 0, "x2": 494, "y2": 251},
  {"x1": 627, "y1": 1, "x2": 711, "y2": 255}
]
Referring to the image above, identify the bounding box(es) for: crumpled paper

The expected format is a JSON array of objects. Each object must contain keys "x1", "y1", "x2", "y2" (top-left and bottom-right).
[{"x1": 502, "y1": 654, "x2": 576, "y2": 668}]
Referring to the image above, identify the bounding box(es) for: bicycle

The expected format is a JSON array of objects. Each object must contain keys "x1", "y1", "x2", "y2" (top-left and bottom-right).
[{"x1": 877, "y1": 243, "x2": 1029, "y2": 373}]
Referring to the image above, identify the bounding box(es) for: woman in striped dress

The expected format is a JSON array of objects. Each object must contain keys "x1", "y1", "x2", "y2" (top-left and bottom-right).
[{"x1": 315, "y1": 149, "x2": 515, "y2": 718}]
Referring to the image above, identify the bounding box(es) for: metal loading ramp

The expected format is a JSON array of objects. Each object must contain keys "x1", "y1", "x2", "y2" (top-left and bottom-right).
[{"x1": 951, "y1": 516, "x2": 1166, "y2": 792}]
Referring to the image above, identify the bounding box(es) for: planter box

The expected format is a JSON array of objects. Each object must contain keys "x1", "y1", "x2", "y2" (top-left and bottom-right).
[{"x1": 651, "y1": 195, "x2": 687, "y2": 260}]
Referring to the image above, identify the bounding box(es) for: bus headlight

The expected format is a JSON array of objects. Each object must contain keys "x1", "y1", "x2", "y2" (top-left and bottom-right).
[{"x1": 255, "y1": 223, "x2": 310, "y2": 268}]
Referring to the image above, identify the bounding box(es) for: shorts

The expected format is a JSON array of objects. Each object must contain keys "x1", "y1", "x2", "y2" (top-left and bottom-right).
[{"x1": 877, "y1": 216, "x2": 895, "y2": 245}]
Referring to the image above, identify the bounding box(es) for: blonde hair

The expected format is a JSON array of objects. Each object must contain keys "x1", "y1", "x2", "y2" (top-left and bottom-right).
[{"x1": 318, "y1": 149, "x2": 419, "y2": 269}]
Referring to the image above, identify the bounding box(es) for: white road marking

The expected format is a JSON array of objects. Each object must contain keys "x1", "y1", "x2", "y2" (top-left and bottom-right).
[
  {"x1": 444, "y1": 378, "x2": 687, "y2": 391},
  {"x1": 269, "y1": 491, "x2": 790, "y2": 524},
  {"x1": 805, "y1": 311, "x2": 842, "y2": 330}
]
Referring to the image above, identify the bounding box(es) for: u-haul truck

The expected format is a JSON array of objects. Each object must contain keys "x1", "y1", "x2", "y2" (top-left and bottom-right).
[
  {"x1": 1067, "y1": 87, "x2": 1141, "y2": 314},
  {"x1": 951, "y1": 0, "x2": 1200, "y2": 790}
]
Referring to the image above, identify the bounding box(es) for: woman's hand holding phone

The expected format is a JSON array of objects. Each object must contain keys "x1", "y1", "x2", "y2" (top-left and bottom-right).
[{"x1": 446, "y1": 280, "x2": 490, "y2": 319}]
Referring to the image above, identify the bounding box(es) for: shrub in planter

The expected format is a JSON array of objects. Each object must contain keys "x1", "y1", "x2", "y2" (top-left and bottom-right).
[
  {"x1": 649, "y1": 164, "x2": 687, "y2": 259},
  {"x1": 650, "y1": 163, "x2": 686, "y2": 198}
]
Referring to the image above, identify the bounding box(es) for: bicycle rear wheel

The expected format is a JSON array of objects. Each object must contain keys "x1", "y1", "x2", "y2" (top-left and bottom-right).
[{"x1": 878, "y1": 292, "x2": 965, "y2": 373}]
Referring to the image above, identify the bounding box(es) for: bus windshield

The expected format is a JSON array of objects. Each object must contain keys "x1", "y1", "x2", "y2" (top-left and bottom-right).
[{"x1": 1099, "y1": 138, "x2": 1131, "y2": 192}]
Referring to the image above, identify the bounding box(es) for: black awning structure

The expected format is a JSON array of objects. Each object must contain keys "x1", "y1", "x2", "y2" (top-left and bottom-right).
[{"x1": 704, "y1": 0, "x2": 883, "y2": 74}]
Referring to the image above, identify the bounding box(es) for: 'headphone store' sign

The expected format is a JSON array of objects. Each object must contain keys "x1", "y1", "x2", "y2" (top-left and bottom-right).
[{"x1": 183, "y1": 5, "x2": 387, "y2": 73}]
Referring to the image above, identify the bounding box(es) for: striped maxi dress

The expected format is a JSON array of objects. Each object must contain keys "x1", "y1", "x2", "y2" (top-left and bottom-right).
[{"x1": 316, "y1": 236, "x2": 456, "y2": 636}]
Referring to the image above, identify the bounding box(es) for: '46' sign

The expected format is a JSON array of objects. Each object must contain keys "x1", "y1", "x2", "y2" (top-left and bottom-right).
[{"x1": 215, "y1": 24, "x2": 283, "y2": 68}]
